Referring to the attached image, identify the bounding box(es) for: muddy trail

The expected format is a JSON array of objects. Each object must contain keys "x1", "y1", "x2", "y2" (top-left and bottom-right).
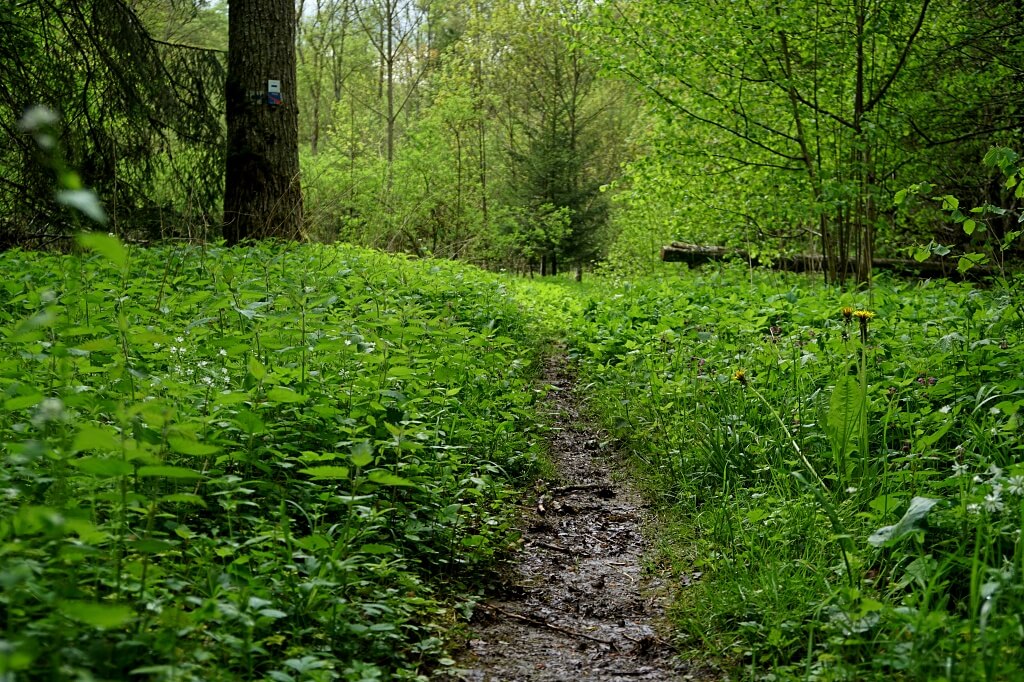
[{"x1": 455, "y1": 354, "x2": 709, "y2": 682}]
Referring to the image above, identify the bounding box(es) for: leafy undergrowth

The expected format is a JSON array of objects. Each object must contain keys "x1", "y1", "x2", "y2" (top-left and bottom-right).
[
  {"x1": 0, "y1": 240, "x2": 545, "y2": 681},
  {"x1": 519, "y1": 265, "x2": 1024, "y2": 681}
]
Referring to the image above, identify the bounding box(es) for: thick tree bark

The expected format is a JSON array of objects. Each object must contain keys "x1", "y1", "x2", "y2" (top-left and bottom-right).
[{"x1": 224, "y1": 0, "x2": 303, "y2": 244}]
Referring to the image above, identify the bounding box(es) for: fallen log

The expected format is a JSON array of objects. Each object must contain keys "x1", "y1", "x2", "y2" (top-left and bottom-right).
[{"x1": 660, "y1": 242, "x2": 1000, "y2": 279}]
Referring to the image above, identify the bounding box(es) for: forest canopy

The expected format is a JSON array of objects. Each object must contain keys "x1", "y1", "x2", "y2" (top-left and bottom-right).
[{"x1": 1, "y1": 0, "x2": 1022, "y2": 276}]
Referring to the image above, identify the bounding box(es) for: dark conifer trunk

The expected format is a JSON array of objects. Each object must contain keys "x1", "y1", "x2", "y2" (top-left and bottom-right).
[{"x1": 224, "y1": 0, "x2": 303, "y2": 244}]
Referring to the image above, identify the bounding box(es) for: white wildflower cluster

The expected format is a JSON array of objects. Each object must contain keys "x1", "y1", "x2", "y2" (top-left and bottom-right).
[
  {"x1": 161, "y1": 334, "x2": 232, "y2": 390},
  {"x1": 958, "y1": 459, "x2": 1024, "y2": 516}
]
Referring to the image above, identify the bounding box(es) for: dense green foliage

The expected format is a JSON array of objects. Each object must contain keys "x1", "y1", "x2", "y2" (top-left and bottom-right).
[
  {"x1": 530, "y1": 265, "x2": 1024, "y2": 679},
  {"x1": 589, "y1": 0, "x2": 1024, "y2": 279},
  {"x1": 0, "y1": 241, "x2": 544, "y2": 680}
]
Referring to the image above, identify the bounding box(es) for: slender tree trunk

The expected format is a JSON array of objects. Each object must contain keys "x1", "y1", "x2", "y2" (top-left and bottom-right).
[{"x1": 224, "y1": 0, "x2": 303, "y2": 244}]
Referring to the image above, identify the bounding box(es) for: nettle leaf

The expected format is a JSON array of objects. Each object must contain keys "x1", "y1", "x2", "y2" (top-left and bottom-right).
[
  {"x1": 58, "y1": 600, "x2": 134, "y2": 628},
  {"x1": 73, "y1": 425, "x2": 120, "y2": 453},
  {"x1": 4, "y1": 393, "x2": 43, "y2": 411},
  {"x1": 868, "y1": 497, "x2": 941, "y2": 547},
  {"x1": 71, "y1": 456, "x2": 132, "y2": 478},
  {"x1": 300, "y1": 465, "x2": 350, "y2": 480},
  {"x1": 160, "y1": 493, "x2": 207, "y2": 507},
  {"x1": 266, "y1": 387, "x2": 307, "y2": 404},
  {"x1": 350, "y1": 441, "x2": 375, "y2": 468},
  {"x1": 137, "y1": 465, "x2": 204, "y2": 480},
  {"x1": 77, "y1": 232, "x2": 126, "y2": 267},
  {"x1": 248, "y1": 355, "x2": 267, "y2": 380},
  {"x1": 359, "y1": 543, "x2": 398, "y2": 555},
  {"x1": 168, "y1": 437, "x2": 219, "y2": 456},
  {"x1": 367, "y1": 470, "x2": 419, "y2": 488}
]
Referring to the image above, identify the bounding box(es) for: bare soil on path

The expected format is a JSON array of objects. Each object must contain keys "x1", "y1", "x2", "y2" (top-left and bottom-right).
[{"x1": 455, "y1": 353, "x2": 711, "y2": 682}]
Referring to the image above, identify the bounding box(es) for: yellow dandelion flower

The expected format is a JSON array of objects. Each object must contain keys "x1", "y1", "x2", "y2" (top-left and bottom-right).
[
  {"x1": 852, "y1": 309, "x2": 875, "y2": 320},
  {"x1": 841, "y1": 306, "x2": 854, "y2": 321},
  {"x1": 733, "y1": 369, "x2": 748, "y2": 385}
]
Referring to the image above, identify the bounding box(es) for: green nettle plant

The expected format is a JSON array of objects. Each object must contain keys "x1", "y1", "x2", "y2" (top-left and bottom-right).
[{"x1": 0, "y1": 240, "x2": 546, "y2": 680}]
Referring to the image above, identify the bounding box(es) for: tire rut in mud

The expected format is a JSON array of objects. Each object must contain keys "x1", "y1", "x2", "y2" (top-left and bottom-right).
[{"x1": 455, "y1": 353, "x2": 707, "y2": 682}]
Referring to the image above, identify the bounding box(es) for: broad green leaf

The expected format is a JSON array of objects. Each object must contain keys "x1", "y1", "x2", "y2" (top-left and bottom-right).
[
  {"x1": 349, "y1": 442, "x2": 374, "y2": 468},
  {"x1": 963, "y1": 219, "x2": 976, "y2": 235},
  {"x1": 160, "y1": 493, "x2": 207, "y2": 507},
  {"x1": 77, "y1": 337, "x2": 118, "y2": 353},
  {"x1": 138, "y1": 465, "x2": 204, "y2": 480},
  {"x1": 234, "y1": 410, "x2": 266, "y2": 434},
  {"x1": 868, "y1": 494, "x2": 904, "y2": 517},
  {"x1": 58, "y1": 600, "x2": 134, "y2": 628},
  {"x1": 77, "y1": 233, "x2": 126, "y2": 268},
  {"x1": 300, "y1": 465, "x2": 350, "y2": 480},
  {"x1": 366, "y1": 471, "x2": 419, "y2": 488},
  {"x1": 4, "y1": 394, "x2": 43, "y2": 411},
  {"x1": 358, "y1": 543, "x2": 397, "y2": 555},
  {"x1": 127, "y1": 538, "x2": 177, "y2": 554},
  {"x1": 71, "y1": 456, "x2": 132, "y2": 478},
  {"x1": 868, "y1": 497, "x2": 940, "y2": 547},
  {"x1": 73, "y1": 425, "x2": 120, "y2": 453},
  {"x1": 266, "y1": 387, "x2": 307, "y2": 404},
  {"x1": 168, "y1": 437, "x2": 219, "y2": 456},
  {"x1": 248, "y1": 355, "x2": 267, "y2": 380},
  {"x1": 827, "y1": 375, "x2": 861, "y2": 446}
]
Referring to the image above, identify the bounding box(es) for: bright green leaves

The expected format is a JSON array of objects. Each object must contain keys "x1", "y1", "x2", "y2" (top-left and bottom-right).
[
  {"x1": 58, "y1": 600, "x2": 135, "y2": 629},
  {"x1": 76, "y1": 232, "x2": 127, "y2": 268},
  {"x1": 0, "y1": 241, "x2": 545, "y2": 679},
  {"x1": 266, "y1": 386, "x2": 307, "y2": 404},
  {"x1": 827, "y1": 375, "x2": 862, "y2": 450}
]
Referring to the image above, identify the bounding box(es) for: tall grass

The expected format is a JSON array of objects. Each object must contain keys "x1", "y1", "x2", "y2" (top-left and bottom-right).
[{"x1": 520, "y1": 265, "x2": 1024, "y2": 680}]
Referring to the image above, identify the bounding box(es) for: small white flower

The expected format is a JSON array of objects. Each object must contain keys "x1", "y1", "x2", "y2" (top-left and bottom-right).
[
  {"x1": 939, "y1": 405, "x2": 952, "y2": 414},
  {"x1": 846, "y1": 487, "x2": 858, "y2": 494},
  {"x1": 304, "y1": 286, "x2": 315, "y2": 293},
  {"x1": 984, "y1": 491, "x2": 1004, "y2": 513},
  {"x1": 952, "y1": 463, "x2": 969, "y2": 477},
  {"x1": 219, "y1": 349, "x2": 228, "y2": 357},
  {"x1": 344, "y1": 339, "x2": 352, "y2": 346},
  {"x1": 176, "y1": 336, "x2": 184, "y2": 343},
  {"x1": 990, "y1": 406, "x2": 1001, "y2": 416},
  {"x1": 989, "y1": 464, "x2": 1004, "y2": 479},
  {"x1": 153, "y1": 342, "x2": 162, "y2": 349},
  {"x1": 1007, "y1": 476, "x2": 1024, "y2": 496},
  {"x1": 201, "y1": 376, "x2": 213, "y2": 386},
  {"x1": 967, "y1": 503, "x2": 981, "y2": 514}
]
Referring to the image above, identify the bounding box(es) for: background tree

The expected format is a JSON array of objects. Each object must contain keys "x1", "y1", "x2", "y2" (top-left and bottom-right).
[
  {"x1": 223, "y1": 0, "x2": 303, "y2": 243},
  {"x1": 1, "y1": 0, "x2": 224, "y2": 247}
]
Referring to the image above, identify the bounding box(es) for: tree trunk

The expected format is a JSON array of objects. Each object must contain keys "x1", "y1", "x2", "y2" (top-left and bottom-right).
[{"x1": 224, "y1": 0, "x2": 303, "y2": 244}]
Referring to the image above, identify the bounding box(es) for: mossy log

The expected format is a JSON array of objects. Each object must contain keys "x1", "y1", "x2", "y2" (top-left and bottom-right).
[{"x1": 660, "y1": 242, "x2": 999, "y2": 279}]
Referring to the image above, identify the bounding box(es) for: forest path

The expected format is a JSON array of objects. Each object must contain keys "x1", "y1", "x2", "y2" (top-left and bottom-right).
[{"x1": 455, "y1": 352, "x2": 707, "y2": 681}]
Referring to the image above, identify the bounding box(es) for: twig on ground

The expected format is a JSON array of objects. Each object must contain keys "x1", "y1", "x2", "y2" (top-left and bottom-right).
[
  {"x1": 480, "y1": 603, "x2": 618, "y2": 649},
  {"x1": 550, "y1": 483, "x2": 613, "y2": 495}
]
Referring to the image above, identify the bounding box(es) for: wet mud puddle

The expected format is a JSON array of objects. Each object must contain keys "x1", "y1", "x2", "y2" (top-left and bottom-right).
[{"x1": 456, "y1": 354, "x2": 689, "y2": 682}]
